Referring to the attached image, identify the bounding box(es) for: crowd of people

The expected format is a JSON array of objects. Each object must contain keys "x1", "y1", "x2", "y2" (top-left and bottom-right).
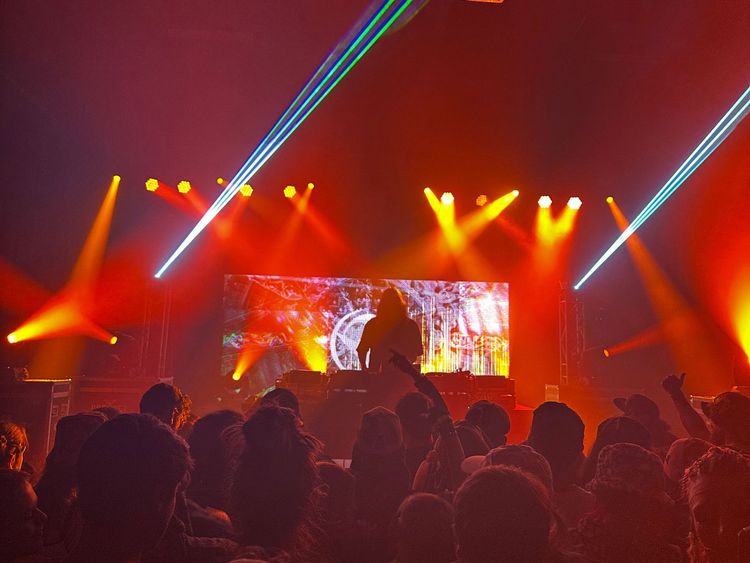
[{"x1": 2, "y1": 370, "x2": 750, "y2": 562}]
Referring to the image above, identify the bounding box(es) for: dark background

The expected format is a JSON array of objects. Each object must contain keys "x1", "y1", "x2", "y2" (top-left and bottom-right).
[{"x1": 2, "y1": 1, "x2": 749, "y2": 412}]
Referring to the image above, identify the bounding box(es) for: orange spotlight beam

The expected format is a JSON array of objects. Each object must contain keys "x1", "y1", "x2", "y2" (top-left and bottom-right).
[
  {"x1": 266, "y1": 191, "x2": 308, "y2": 271},
  {"x1": 605, "y1": 324, "x2": 667, "y2": 357},
  {"x1": 7, "y1": 296, "x2": 114, "y2": 344},
  {"x1": 461, "y1": 190, "x2": 519, "y2": 241},
  {"x1": 8, "y1": 176, "x2": 120, "y2": 346},
  {"x1": 607, "y1": 198, "x2": 718, "y2": 378},
  {"x1": 69, "y1": 175, "x2": 120, "y2": 291},
  {"x1": 153, "y1": 182, "x2": 201, "y2": 216}
]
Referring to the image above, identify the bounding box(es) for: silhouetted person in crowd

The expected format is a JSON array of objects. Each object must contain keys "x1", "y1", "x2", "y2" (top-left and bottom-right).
[
  {"x1": 664, "y1": 437, "x2": 712, "y2": 498},
  {"x1": 35, "y1": 412, "x2": 105, "y2": 546},
  {"x1": 461, "y1": 444, "x2": 554, "y2": 494},
  {"x1": 683, "y1": 447, "x2": 750, "y2": 562},
  {"x1": 664, "y1": 375, "x2": 750, "y2": 453},
  {"x1": 139, "y1": 383, "x2": 195, "y2": 537},
  {"x1": 613, "y1": 393, "x2": 676, "y2": 457},
  {"x1": 525, "y1": 402, "x2": 594, "y2": 529},
  {"x1": 0, "y1": 469, "x2": 46, "y2": 561},
  {"x1": 350, "y1": 406, "x2": 410, "y2": 560},
  {"x1": 357, "y1": 288, "x2": 423, "y2": 372},
  {"x1": 230, "y1": 405, "x2": 324, "y2": 561},
  {"x1": 395, "y1": 391, "x2": 435, "y2": 480},
  {"x1": 0, "y1": 420, "x2": 28, "y2": 471},
  {"x1": 464, "y1": 400, "x2": 510, "y2": 448},
  {"x1": 393, "y1": 493, "x2": 455, "y2": 563},
  {"x1": 453, "y1": 465, "x2": 557, "y2": 563},
  {"x1": 574, "y1": 443, "x2": 681, "y2": 562},
  {"x1": 453, "y1": 419, "x2": 490, "y2": 459},
  {"x1": 139, "y1": 382, "x2": 192, "y2": 432},
  {"x1": 259, "y1": 387, "x2": 302, "y2": 419},
  {"x1": 317, "y1": 461, "x2": 362, "y2": 563},
  {"x1": 186, "y1": 409, "x2": 244, "y2": 537},
  {"x1": 581, "y1": 415, "x2": 652, "y2": 484},
  {"x1": 187, "y1": 409, "x2": 243, "y2": 512},
  {"x1": 91, "y1": 406, "x2": 121, "y2": 420},
  {"x1": 701, "y1": 392, "x2": 750, "y2": 453},
  {"x1": 392, "y1": 350, "x2": 452, "y2": 481},
  {"x1": 67, "y1": 413, "x2": 192, "y2": 563}
]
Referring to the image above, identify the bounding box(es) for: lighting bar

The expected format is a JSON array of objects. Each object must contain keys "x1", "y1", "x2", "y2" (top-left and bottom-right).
[
  {"x1": 574, "y1": 85, "x2": 750, "y2": 290},
  {"x1": 155, "y1": 0, "x2": 413, "y2": 278}
]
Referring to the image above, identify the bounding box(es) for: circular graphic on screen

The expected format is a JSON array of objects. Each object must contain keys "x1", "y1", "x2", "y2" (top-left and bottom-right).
[{"x1": 330, "y1": 310, "x2": 375, "y2": 370}]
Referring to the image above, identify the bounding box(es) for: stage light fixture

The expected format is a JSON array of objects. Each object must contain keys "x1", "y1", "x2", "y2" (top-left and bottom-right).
[
  {"x1": 476, "y1": 195, "x2": 488, "y2": 207},
  {"x1": 109, "y1": 336, "x2": 118, "y2": 345},
  {"x1": 441, "y1": 192, "x2": 454, "y2": 206},
  {"x1": 512, "y1": 190, "x2": 520, "y2": 197},
  {"x1": 606, "y1": 196, "x2": 614, "y2": 204},
  {"x1": 284, "y1": 185, "x2": 297, "y2": 199},
  {"x1": 307, "y1": 182, "x2": 315, "y2": 190},
  {"x1": 217, "y1": 177, "x2": 225, "y2": 185},
  {"x1": 145, "y1": 178, "x2": 159, "y2": 192},
  {"x1": 239, "y1": 184, "x2": 253, "y2": 197},
  {"x1": 154, "y1": 0, "x2": 415, "y2": 278},
  {"x1": 538, "y1": 196, "x2": 552, "y2": 209},
  {"x1": 574, "y1": 85, "x2": 750, "y2": 290},
  {"x1": 7, "y1": 333, "x2": 17, "y2": 344},
  {"x1": 603, "y1": 348, "x2": 610, "y2": 358},
  {"x1": 567, "y1": 197, "x2": 582, "y2": 210},
  {"x1": 177, "y1": 181, "x2": 192, "y2": 194},
  {"x1": 424, "y1": 187, "x2": 432, "y2": 195}
]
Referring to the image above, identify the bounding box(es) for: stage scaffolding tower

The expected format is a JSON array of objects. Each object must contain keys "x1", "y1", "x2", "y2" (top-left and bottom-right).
[
  {"x1": 138, "y1": 282, "x2": 173, "y2": 382},
  {"x1": 559, "y1": 285, "x2": 586, "y2": 386}
]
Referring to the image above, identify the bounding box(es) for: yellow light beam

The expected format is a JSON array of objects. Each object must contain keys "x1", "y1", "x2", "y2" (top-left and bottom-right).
[
  {"x1": 68, "y1": 175, "x2": 120, "y2": 294},
  {"x1": 608, "y1": 198, "x2": 719, "y2": 379},
  {"x1": 8, "y1": 177, "x2": 120, "y2": 378}
]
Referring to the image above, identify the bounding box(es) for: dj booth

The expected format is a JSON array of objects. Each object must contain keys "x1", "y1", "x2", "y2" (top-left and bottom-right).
[{"x1": 274, "y1": 369, "x2": 516, "y2": 458}]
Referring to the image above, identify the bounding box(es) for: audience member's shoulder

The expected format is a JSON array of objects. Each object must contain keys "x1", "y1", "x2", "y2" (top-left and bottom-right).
[
  {"x1": 225, "y1": 545, "x2": 292, "y2": 563},
  {"x1": 183, "y1": 534, "x2": 242, "y2": 563}
]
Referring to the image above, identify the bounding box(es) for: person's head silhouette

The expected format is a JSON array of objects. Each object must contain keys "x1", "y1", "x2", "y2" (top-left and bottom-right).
[{"x1": 74, "y1": 414, "x2": 191, "y2": 559}]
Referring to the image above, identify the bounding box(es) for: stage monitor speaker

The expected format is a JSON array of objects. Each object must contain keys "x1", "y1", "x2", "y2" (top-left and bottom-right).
[
  {"x1": 71, "y1": 376, "x2": 159, "y2": 414},
  {"x1": 275, "y1": 370, "x2": 327, "y2": 400},
  {"x1": 0, "y1": 379, "x2": 71, "y2": 473},
  {"x1": 474, "y1": 376, "x2": 516, "y2": 409}
]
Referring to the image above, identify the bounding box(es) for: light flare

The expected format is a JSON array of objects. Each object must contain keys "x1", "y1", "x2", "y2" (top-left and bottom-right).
[{"x1": 730, "y1": 270, "x2": 750, "y2": 363}]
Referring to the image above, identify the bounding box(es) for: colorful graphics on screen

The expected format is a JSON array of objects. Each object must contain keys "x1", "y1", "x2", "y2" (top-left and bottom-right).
[{"x1": 223, "y1": 275, "x2": 509, "y2": 393}]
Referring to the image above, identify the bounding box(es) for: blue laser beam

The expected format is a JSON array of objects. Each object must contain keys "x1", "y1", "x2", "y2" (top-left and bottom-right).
[
  {"x1": 220, "y1": 0, "x2": 414, "y2": 199},
  {"x1": 155, "y1": 1, "x2": 407, "y2": 277},
  {"x1": 209, "y1": 0, "x2": 398, "y2": 213},
  {"x1": 155, "y1": 4, "x2": 407, "y2": 279},
  {"x1": 629, "y1": 87, "x2": 750, "y2": 230},
  {"x1": 155, "y1": 0, "x2": 413, "y2": 278},
  {"x1": 574, "y1": 85, "x2": 750, "y2": 290}
]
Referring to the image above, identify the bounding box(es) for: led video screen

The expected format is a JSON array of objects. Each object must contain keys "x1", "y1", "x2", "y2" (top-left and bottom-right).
[{"x1": 223, "y1": 275, "x2": 509, "y2": 393}]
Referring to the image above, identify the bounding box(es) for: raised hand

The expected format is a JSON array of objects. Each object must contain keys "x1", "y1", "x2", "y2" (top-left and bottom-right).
[{"x1": 662, "y1": 373, "x2": 685, "y2": 396}]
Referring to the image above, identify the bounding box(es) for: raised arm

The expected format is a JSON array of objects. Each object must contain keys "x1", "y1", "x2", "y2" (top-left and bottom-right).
[
  {"x1": 662, "y1": 373, "x2": 710, "y2": 441},
  {"x1": 390, "y1": 349, "x2": 449, "y2": 417}
]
